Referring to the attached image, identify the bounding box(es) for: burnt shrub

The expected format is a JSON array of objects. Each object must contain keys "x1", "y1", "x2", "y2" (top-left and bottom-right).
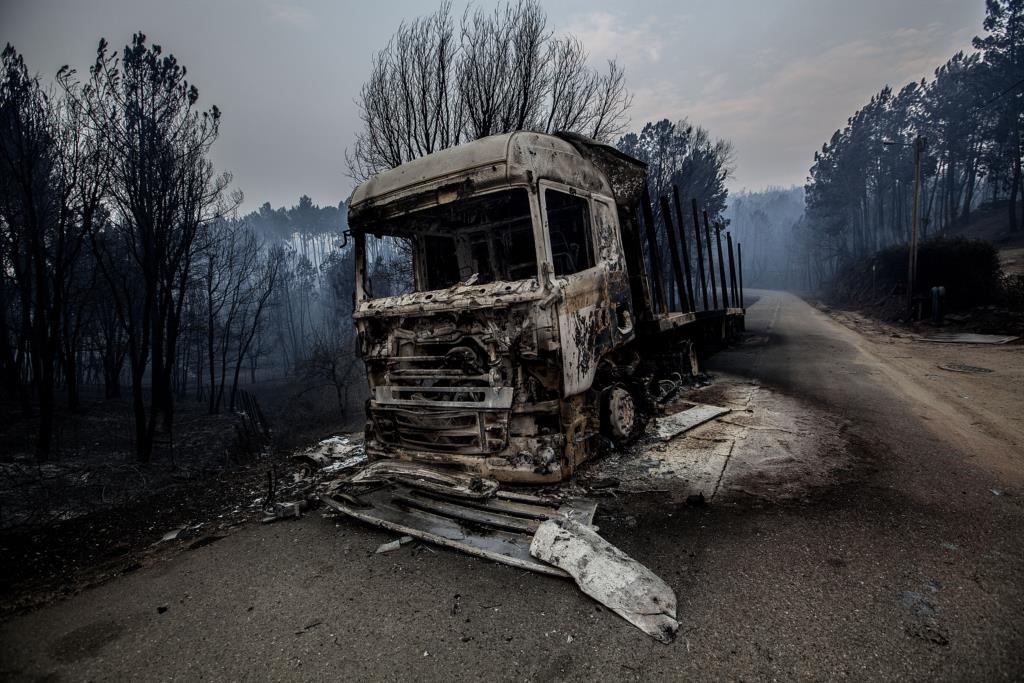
[
  {"x1": 1001, "y1": 273, "x2": 1024, "y2": 312},
  {"x1": 859, "y1": 237, "x2": 1001, "y2": 311}
]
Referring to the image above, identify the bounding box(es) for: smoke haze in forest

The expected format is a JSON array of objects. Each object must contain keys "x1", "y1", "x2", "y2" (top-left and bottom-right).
[{"x1": 2, "y1": 0, "x2": 983, "y2": 210}]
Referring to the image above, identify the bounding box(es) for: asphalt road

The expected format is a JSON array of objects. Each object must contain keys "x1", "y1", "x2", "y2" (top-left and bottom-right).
[{"x1": 2, "y1": 290, "x2": 1023, "y2": 682}]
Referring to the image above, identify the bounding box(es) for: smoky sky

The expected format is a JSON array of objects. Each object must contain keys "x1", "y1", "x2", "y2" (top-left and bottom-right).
[{"x1": 1, "y1": 0, "x2": 985, "y2": 211}]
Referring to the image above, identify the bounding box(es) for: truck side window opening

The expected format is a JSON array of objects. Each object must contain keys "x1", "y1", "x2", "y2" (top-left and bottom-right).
[
  {"x1": 545, "y1": 189, "x2": 595, "y2": 276},
  {"x1": 468, "y1": 233, "x2": 494, "y2": 283},
  {"x1": 364, "y1": 235, "x2": 415, "y2": 297},
  {"x1": 421, "y1": 235, "x2": 459, "y2": 289},
  {"x1": 361, "y1": 188, "x2": 537, "y2": 297}
]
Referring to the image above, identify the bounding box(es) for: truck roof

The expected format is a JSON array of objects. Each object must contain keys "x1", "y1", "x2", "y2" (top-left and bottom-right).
[{"x1": 348, "y1": 131, "x2": 646, "y2": 222}]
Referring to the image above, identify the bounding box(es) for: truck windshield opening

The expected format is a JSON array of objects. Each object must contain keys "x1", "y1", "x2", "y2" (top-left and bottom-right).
[{"x1": 362, "y1": 188, "x2": 537, "y2": 297}]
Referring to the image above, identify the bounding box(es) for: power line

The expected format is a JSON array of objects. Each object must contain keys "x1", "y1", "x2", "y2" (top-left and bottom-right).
[{"x1": 979, "y1": 74, "x2": 1024, "y2": 110}]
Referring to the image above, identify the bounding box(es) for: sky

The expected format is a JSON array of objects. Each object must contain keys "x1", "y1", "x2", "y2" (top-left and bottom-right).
[{"x1": 1, "y1": 0, "x2": 987, "y2": 212}]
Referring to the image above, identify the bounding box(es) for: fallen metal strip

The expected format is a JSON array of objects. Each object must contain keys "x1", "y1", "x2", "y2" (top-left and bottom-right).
[
  {"x1": 920, "y1": 333, "x2": 1018, "y2": 345},
  {"x1": 530, "y1": 518, "x2": 680, "y2": 643},
  {"x1": 393, "y1": 492, "x2": 540, "y2": 534},
  {"x1": 347, "y1": 460, "x2": 499, "y2": 499},
  {"x1": 321, "y1": 484, "x2": 597, "y2": 578},
  {"x1": 653, "y1": 403, "x2": 730, "y2": 441},
  {"x1": 408, "y1": 489, "x2": 556, "y2": 520}
]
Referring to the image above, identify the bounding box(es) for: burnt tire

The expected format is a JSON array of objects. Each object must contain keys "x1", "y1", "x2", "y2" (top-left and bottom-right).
[{"x1": 601, "y1": 384, "x2": 643, "y2": 444}]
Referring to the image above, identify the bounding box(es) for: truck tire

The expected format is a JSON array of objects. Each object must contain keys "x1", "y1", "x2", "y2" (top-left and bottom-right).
[{"x1": 602, "y1": 384, "x2": 641, "y2": 444}]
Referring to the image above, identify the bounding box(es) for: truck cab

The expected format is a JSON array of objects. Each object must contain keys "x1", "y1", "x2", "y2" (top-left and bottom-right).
[{"x1": 348, "y1": 132, "x2": 657, "y2": 484}]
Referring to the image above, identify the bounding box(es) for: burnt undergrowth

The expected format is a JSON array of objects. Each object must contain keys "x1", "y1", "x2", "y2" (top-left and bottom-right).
[
  {"x1": 0, "y1": 379, "x2": 364, "y2": 617},
  {"x1": 825, "y1": 237, "x2": 1024, "y2": 332}
]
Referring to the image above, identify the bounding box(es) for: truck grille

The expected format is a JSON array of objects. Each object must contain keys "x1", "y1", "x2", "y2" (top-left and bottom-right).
[
  {"x1": 371, "y1": 404, "x2": 511, "y2": 454},
  {"x1": 369, "y1": 352, "x2": 514, "y2": 455}
]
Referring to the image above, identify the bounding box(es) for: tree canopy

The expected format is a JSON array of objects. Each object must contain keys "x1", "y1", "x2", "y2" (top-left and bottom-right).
[{"x1": 801, "y1": 0, "x2": 1024, "y2": 285}]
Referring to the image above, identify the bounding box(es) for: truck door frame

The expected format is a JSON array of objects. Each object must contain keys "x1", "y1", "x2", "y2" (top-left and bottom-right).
[{"x1": 538, "y1": 180, "x2": 612, "y2": 397}]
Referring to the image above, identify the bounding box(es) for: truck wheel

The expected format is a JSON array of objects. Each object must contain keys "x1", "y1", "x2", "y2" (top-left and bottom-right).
[{"x1": 603, "y1": 385, "x2": 640, "y2": 443}]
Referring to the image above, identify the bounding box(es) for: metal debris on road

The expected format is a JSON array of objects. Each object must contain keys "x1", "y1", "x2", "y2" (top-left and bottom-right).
[
  {"x1": 320, "y1": 483, "x2": 597, "y2": 577},
  {"x1": 257, "y1": 435, "x2": 369, "y2": 524},
  {"x1": 294, "y1": 435, "x2": 367, "y2": 472},
  {"x1": 530, "y1": 518, "x2": 680, "y2": 643},
  {"x1": 346, "y1": 461, "x2": 498, "y2": 500},
  {"x1": 261, "y1": 500, "x2": 307, "y2": 524},
  {"x1": 298, "y1": 430, "x2": 682, "y2": 643},
  {"x1": 375, "y1": 536, "x2": 414, "y2": 554},
  {"x1": 920, "y1": 333, "x2": 1019, "y2": 344},
  {"x1": 653, "y1": 403, "x2": 730, "y2": 441},
  {"x1": 375, "y1": 539, "x2": 401, "y2": 554},
  {"x1": 937, "y1": 362, "x2": 993, "y2": 374}
]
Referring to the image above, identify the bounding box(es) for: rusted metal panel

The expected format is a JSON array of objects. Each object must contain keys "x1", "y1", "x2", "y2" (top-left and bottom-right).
[
  {"x1": 554, "y1": 267, "x2": 608, "y2": 396},
  {"x1": 593, "y1": 196, "x2": 636, "y2": 347}
]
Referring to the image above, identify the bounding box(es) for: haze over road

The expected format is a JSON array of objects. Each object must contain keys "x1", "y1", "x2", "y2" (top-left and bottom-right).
[{"x1": 2, "y1": 291, "x2": 1021, "y2": 682}]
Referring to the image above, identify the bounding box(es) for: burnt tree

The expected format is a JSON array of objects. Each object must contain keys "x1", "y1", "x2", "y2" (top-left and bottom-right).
[{"x1": 87, "y1": 34, "x2": 232, "y2": 462}]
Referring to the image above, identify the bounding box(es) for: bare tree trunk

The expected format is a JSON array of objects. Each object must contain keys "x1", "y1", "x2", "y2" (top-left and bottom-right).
[
  {"x1": 229, "y1": 357, "x2": 245, "y2": 412},
  {"x1": 63, "y1": 351, "x2": 79, "y2": 412},
  {"x1": 103, "y1": 350, "x2": 123, "y2": 399},
  {"x1": 1011, "y1": 122, "x2": 1021, "y2": 233},
  {"x1": 130, "y1": 363, "x2": 152, "y2": 463},
  {"x1": 207, "y1": 291, "x2": 217, "y2": 414}
]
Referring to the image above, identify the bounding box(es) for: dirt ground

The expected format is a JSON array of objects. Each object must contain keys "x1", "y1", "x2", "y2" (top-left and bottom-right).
[
  {"x1": 0, "y1": 378, "x2": 363, "y2": 617},
  {"x1": 820, "y1": 306, "x2": 1024, "y2": 486}
]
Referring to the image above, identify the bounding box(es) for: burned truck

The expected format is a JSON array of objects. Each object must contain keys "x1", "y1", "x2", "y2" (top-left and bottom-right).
[{"x1": 347, "y1": 131, "x2": 743, "y2": 485}]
